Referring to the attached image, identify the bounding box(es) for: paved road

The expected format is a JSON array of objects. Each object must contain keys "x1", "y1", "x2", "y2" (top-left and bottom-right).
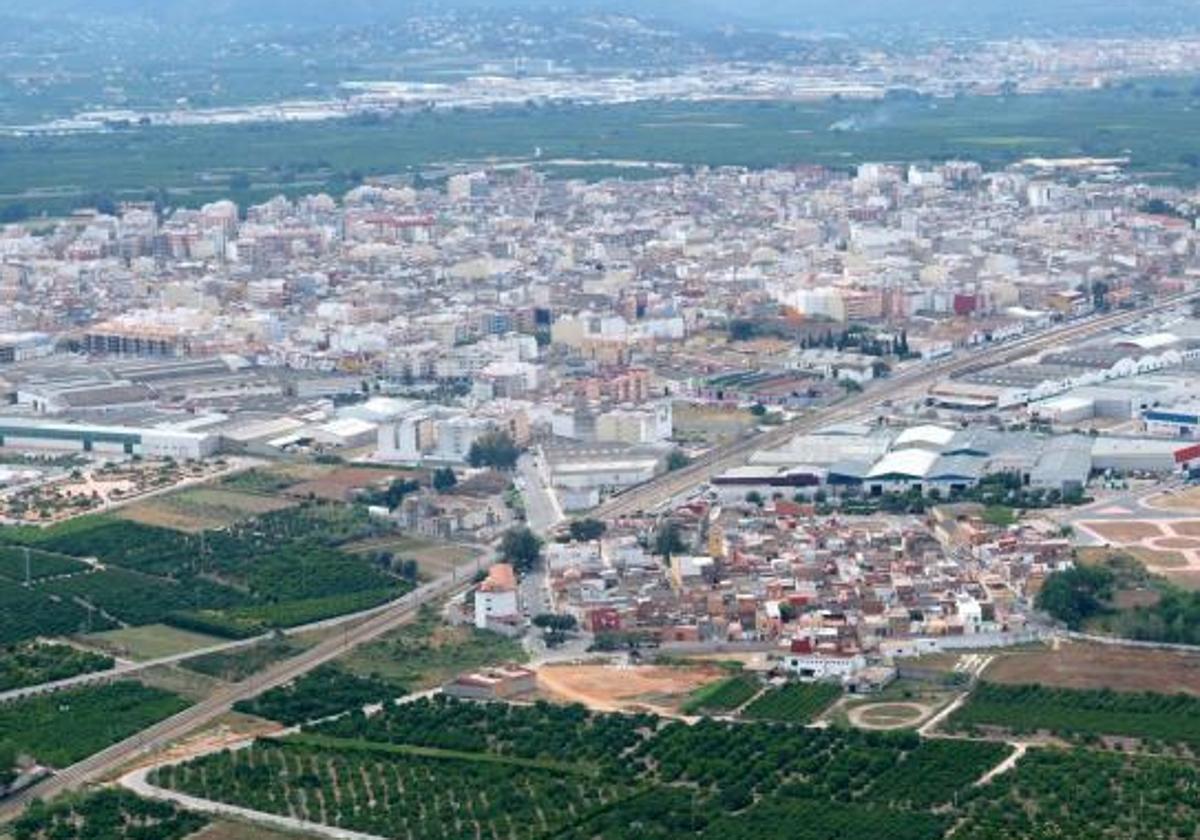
[
  {"x1": 593, "y1": 296, "x2": 1199, "y2": 520},
  {"x1": 516, "y1": 451, "x2": 564, "y2": 534},
  {"x1": 0, "y1": 561, "x2": 489, "y2": 822}
]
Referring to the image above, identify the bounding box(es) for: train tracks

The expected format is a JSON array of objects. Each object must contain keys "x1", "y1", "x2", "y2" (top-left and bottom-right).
[{"x1": 595, "y1": 295, "x2": 1198, "y2": 519}]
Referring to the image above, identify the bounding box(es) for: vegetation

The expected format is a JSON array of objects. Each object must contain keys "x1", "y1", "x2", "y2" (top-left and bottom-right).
[
  {"x1": 0, "y1": 642, "x2": 114, "y2": 692},
  {"x1": 954, "y1": 747, "x2": 1200, "y2": 840},
  {"x1": 233, "y1": 665, "x2": 404, "y2": 726},
  {"x1": 182, "y1": 636, "x2": 306, "y2": 682},
  {"x1": 741, "y1": 682, "x2": 842, "y2": 723},
  {"x1": 466, "y1": 430, "x2": 521, "y2": 471},
  {"x1": 431, "y1": 467, "x2": 458, "y2": 493},
  {"x1": 681, "y1": 675, "x2": 761, "y2": 715},
  {"x1": 666, "y1": 449, "x2": 691, "y2": 472},
  {"x1": 0, "y1": 681, "x2": 188, "y2": 767},
  {"x1": 499, "y1": 526, "x2": 543, "y2": 573},
  {"x1": 13, "y1": 789, "x2": 206, "y2": 840},
  {"x1": 0, "y1": 505, "x2": 412, "y2": 645},
  {"x1": 950, "y1": 682, "x2": 1200, "y2": 746},
  {"x1": 568, "y1": 518, "x2": 607, "y2": 542},
  {"x1": 1036, "y1": 565, "x2": 1115, "y2": 629},
  {"x1": 0, "y1": 546, "x2": 88, "y2": 582},
  {"x1": 340, "y1": 604, "x2": 526, "y2": 689},
  {"x1": 652, "y1": 522, "x2": 688, "y2": 557}
]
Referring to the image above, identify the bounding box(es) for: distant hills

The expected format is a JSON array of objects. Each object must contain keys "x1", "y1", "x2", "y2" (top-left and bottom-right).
[{"x1": 19, "y1": 0, "x2": 1200, "y2": 35}]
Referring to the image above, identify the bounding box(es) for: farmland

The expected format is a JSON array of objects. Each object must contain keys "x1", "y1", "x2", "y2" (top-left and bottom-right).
[
  {"x1": 338, "y1": 604, "x2": 526, "y2": 689},
  {"x1": 8, "y1": 77, "x2": 1200, "y2": 219},
  {"x1": 741, "y1": 682, "x2": 842, "y2": 723},
  {"x1": 0, "y1": 642, "x2": 113, "y2": 692},
  {"x1": 680, "y1": 675, "x2": 761, "y2": 715},
  {"x1": 0, "y1": 503, "x2": 413, "y2": 646},
  {"x1": 233, "y1": 666, "x2": 405, "y2": 726},
  {"x1": 116, "y1": 488, "x2": 295, "y2": 532},
  {"x1": 12, "y1": 789, "x2": 207, "y2": 840},
  {"x1": 83, "y1": 624, "x2": 228, "y2": 661},
  {"x1": 981, "y1": 642, "x2": 1200, "y2": 695},
  {"x1": 0, "y1": 681, "x2": 188, "y2": 767},
  {"x1": 949, "y1": 682, "x2": 1200, "y2": 746},
  {"x1": 144, "y1": 687, "x2": 1200, "y2": 840}
]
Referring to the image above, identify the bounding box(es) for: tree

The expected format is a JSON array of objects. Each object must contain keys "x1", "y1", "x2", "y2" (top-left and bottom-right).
[
  {"x1": 666, "y1": 449, "x2": 691, "y2": 472},
  {"x1": 1036, "y1": 565, "x2": 1115, "y2": 629},
  {"x1": 500, "y1": 526, "x2": 543, "y2": 573},
  {"x1": 432, "y1": 467, "x2": 458, "y2": 493},
  {"x1": 0, "y1": 740, "x2": 16, "y2": 788},
  {"x1": 533, "y1": 613, "x2": 578, "y2": 632},
  {"x1": 569, "y1": 518, "x2": 607, "y2": 542},
  {"x1": 653, "y1": 522, "x2": 688, "y2": 558},
  {"x1": 745, "y1": 491, "x2": 765, "y2": 507},
  {"x1": 749, "y1": 403, "x2": 768, "y2": 417},
  {"x1": 467, "y1": 431, "x2": 521, "y2": 470}
]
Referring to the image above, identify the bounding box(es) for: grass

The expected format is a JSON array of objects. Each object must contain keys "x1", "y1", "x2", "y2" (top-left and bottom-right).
[
  {"x1": 182, "y1": 637, "x2": 310, "y2": 682},
  {"x1": 116, "y1": 488, "x2": 295, "y2": 533},
  {"x1": 982, "y1": 505, "x2": 1017, "y2": 527},
  {"x1": 81, "y1": 624, "x2": 228, "y2": 661},
  {"x1": 343, "y1": 534, "x2": 478, "y2": 580},
  {"x1": 337, "y1": 605, "x2": 526, "y2": 689}
]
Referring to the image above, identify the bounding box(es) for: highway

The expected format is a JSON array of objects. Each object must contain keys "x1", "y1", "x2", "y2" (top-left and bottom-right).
[
  {"x1": 594, "y1": 294, "x2": 1199, "y2": 520},
  {"x1": 0, "y1": 560, "x2": 488, "y2": 822}
]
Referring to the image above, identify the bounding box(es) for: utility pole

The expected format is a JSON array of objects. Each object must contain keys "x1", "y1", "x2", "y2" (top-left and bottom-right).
[{"x1": 23, "y1": 546, "x2": 31, "y2": 587}]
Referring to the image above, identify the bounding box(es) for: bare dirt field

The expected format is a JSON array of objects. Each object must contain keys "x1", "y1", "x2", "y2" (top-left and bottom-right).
[
  {"x1": 1156, "y1": 537, "x2": 1200, "y2": 550},
  {"x1": 1146, "y1": 487, "x2": 1200, "y2": 513},
  {"x1": 344, "y1": 534, "x2": 478, "y2": 579},
  {"x1": 847, "y1": 702, "x2": 931, "y2": 730},
  {"x1": 536, "y1": 663, "x2": 727, "y2": 715},
  {"x1": 117, "y1": 488, "x2": 295, "y2": 532},
  {"x1": 983, "y1": 642, "x2": 1200, "y2": 695},
  {"x1": 284, "y1": 466, "x2": 423, "y2": 503},
  {"x1": 1083, "y1": 521, "x2": 1165, "y2": 542},
  {"x1": 1171, "y1": 521, "x2": 1200, "y2": 537}
]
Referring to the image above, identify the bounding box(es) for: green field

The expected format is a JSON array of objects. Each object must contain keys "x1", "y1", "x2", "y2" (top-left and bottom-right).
[
  {"x1": 681, "y1": 675, "x2": 761, "y2": 715},
  {"x1": 0, "y1": 643, "x2": 113, "y2": 692},
  {"x1": 0, "y1": 681, "x2": 188, "y2": 767},
  {"x1": 741, "y1": 682, "x2": 842, "y2": 723},
  {"x1": 82, "y1": 624, "x2": 228, "y2": 661},
  {"x1": 5, "y1": 78, "x2": 1200, "y2": 218},
  {"x1": 949, "y1": 682, "x2": 1200, "y2": 745}
]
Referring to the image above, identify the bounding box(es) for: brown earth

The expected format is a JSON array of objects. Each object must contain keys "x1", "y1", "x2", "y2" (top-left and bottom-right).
[
  {"x1": 984, "y1": 642, "x2": 1200, "y2": 695},
  {"x1": 536, "y1": 663, "x2": 727, "y2": 715},
  {"x1": 1082, "y1": 521, "x2": 1164, "y2": 542}
]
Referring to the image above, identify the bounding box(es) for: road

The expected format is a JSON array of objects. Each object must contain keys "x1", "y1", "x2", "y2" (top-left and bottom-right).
[
  {"x1": 1, "y1": 293, "x2": 1195, "y2": 821},
  {"x1": 593, "y1": 295, "x2": 1199, "y2": 520},
  {"x1": 0, "y1": 560, "x2": 488, "y2": 822},
  {"x1": 516, "y1": 451, "x2": 564, "y2": 534}
]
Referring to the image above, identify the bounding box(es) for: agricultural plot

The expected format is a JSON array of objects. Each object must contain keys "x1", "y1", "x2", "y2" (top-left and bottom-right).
[
  {"x1": 0, "y1": 578, "x2": 116, "y2": 645},
  {"x1": 0, "y1": 504, "x2": 410, "y2": 646},
  {"x1": 338, "y1": 606, "x2": 527, "y2": 689},
  {"x1": 0, "y1": 642, "x2": 113, "y2": 692},
  {"x1": 12, "y1": 789, "x2": 207, "y2": 840},
  {"x1": 0, "y1": 546, "x2": 88, "y2": 582},
  {"x1": 954, "y1": 748, "x2": 1200, "y2": 840},
  {"x1": 148, "y1": 688, "x2": 1200, "y2": 840},
  {"x1": 154, "y1": 739, "x2": 632, "y2": 840},
  {"x1": 740, "y1": 682, "x2": 841, "y2": 723},
  {"x1": 681, "y1": 675, "x2": 761, "y2": 715},
  {"x1": 183, "y1": 637, "x2": 309, "y2": 682},
  {"x1": 0, "y1": 681, "x2": 188, "y2": 767},
  {"x1": 949, "y1": 682, "x2": 1200, "y2": 746},
  {"x1": 83, "y1": 624, "x2": 228, "y2": 661},
  {"x1": 233, "y1": 665, "x2": 405, "y2": 725},
  {"x1": 116, "y1": 487, "x2": 295, "y2": 532}
]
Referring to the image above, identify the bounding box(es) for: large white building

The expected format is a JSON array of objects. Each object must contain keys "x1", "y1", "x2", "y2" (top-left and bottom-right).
[{"x1": 0, "y1": 418, "x2": 216, "y2": 459}]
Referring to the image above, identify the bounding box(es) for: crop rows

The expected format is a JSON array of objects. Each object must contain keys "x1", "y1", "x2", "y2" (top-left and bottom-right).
[
  {"x1": 0, "y1": 546, "x2": 88, "y2": 582},
  {"x1": 740, "y1": 682, "x2": 841, "y2": 723},
  {"x1": 950, "y1": 682, "x2": 1200, "y2": 745},
  {"x1": 682, "y1": 675, "x2": 761, "y2": 714},
  {"x1": 0, "y1": 642, "x2": 114, "y2": 692},
  {"x1": 153, "y1": 740, "x2": 631, "y2": 840}
]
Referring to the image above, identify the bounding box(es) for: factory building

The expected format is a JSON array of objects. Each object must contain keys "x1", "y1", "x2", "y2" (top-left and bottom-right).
[{"x1": 0, "y1": 418, "x2": 216, "y2": 459}]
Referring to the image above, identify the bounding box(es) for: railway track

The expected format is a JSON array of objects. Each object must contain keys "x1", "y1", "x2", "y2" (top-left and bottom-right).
[{"x1": 595, "y1": 295, "x2": 1198, "y2": 519}]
